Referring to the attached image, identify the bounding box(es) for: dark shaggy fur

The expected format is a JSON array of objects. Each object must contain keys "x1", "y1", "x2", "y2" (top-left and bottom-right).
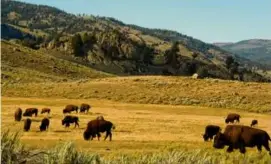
[
  {"x1": 40, "y1": 118, "x2": 50, "y2": 131},
  {"x1": 14, "y1": 108, "x2": 22, "y2": 121},
  {"x1": 79, "y1": 103, "x2": 91, "y2": 113},
  {"x1": 23, "y1": 108, "x2": 38, "y2": 117},
  {"x1": 225, "y1": 113, "x2": 240, "y2": 124},
  {"x1": 83, "y1": 119, "x2": 115, "y2": 141},
  {"x1": 62, "y1": 116, "x2": 79, "y2": 128},
  {"x1": 213, "y1": 125, "x2": 271, "y2": 155},
  {"x1": 203, "y1": 125, "x2": 221, "y2": 141},
  {"x1": 41, "y1": 108, "x2": 51, "y2": 114},
  {"x1": 63, "y1": 105, "x2": 78, "y2": 114},
  {"x1": 24, "y1": 118, "x2": 32, "y2": 132}
]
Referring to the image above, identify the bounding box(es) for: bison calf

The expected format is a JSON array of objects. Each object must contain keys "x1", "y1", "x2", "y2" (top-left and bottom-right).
[
  {"x1": 41, "y1": 108, "x2": 51, "y2": 114},
  {"x1": 14, "y1": 108, "x2": 23, "y2": 121},
  {"x1": 251, "y1": 120, "x2": 258, "y2": 127},
  {"x1": 80, "y1": 103, "x2": 91, "y2": 113},
  {"x1": 62, "y1": 116, "x2": 79, "y2": 128},
  {"x1": 63, "y1": 105, "x2": 78, "y2": 114},
  {"x1": 203, "y1": 125, "x2": 221, "y2": 141},
  {"x1": 225, "y1": 113, "x2": 240, "y2": 124},
  {"x1": 213, "y1": 125, "x2": 271, "y2": 155},
  {"x1": 24, "y1": 118, "x2": 32, "y2": 132},
  {"x1": 40, "y1": 118, "x2": 50, "y2": 131},
  {"x1": 23, "y1": 108, "x2": 38, "y2": 117},
  {"x1": 83, "y1": 119, "x2": 115, "y2": 141}
]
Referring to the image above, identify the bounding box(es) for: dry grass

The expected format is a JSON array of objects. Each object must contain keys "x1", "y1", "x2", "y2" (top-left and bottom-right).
[
  {"x1": 1, "y1": 40, "x2": 113, "y2": 83},
  {"x1": 2, "y1": 76, "x2": 271, "y2": 113},
  {"x1": 2, "y1": 97, "x2": 271, "y2": 157}
]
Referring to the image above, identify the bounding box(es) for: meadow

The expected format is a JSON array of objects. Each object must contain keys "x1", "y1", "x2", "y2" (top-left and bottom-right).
[{"x1": 1, "y1": 76, "x2": 271, "y2": 163}]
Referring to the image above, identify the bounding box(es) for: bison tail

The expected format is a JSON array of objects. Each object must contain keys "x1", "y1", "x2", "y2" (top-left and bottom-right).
[
  {"x1": 83, "y1": 131, "x2": 91, "y2": 140},
  {"x1": 112, "y1": 124, "x2": 116, "y2": 130}
]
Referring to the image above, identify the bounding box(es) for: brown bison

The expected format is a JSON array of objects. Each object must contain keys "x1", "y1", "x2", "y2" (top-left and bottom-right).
[
  {"x1": 80, "y1": 103, "x2": 91, "y2": 113},
  {"x1": 24, "y1": 118, "x2": 32, "y2": 132},
  {"x1": 62, "y1": 116, "x2": 79, "y2": 128},
  {"x1": 40, "y1": 118, "x2": 50, "y2": 131},
  {"x1": 63, "y1": 105, "x2": 78, "y2": 114},
  {"x1": 225, "y1": 113, "x2": 240, "y2": 124},
  {"x1": 251, "y1": 119, "x2": 258, "y2": 127},
  {"x1": 202, "y1": 125, "x2": 221, "y2": 141},
  {"x1": 23, "y1": 108, "x2": 38, "y2": 117},
  {"x1": 41, "y1": 108, "x2": 51, "y2": 114},
  {"x1": 14, "y1": 108, "x2": 23, "y2": 121},
  {"x1": 213, "y1": 125, "x2": 271, "y2": 155},
  {"x1": 83, "y1": 119, "x2": 115, "y2": 141}
]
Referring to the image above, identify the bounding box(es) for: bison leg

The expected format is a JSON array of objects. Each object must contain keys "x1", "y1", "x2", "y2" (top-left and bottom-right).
[
  {"x1": 263, "y1": 142, "x2": 270, "y2": 154},
  {"x1": 226, "y1": 145, "x2": 234, "y2": 153},
  {"x1": 239, "y1": 144, "x2": 246, "y2": 154},
  {"x1": 104, "y1": 131, "x2": 109, "y2": 141},
  {"x1": 97, "y1": 133, "x2": 101, "y2": 141},
  {"x1": 257, "y1": 145, "x2": 262, "y2": 152},
  {"x1": 75, "y1": 122, "x2": 79, "y2": 128}
]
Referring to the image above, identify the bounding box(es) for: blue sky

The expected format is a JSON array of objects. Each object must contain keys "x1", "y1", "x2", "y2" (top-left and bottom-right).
[{"x1": 18, "y1": 0, "x2": 271, "y2": 43}]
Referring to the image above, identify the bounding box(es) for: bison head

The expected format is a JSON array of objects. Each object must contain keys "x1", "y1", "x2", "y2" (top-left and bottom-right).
[
  {"x1": 213, "y1": 132, "x2": 226, "y2": 149},
  {"x1": 225, "y1": 119, "x2": 229, "y2": 124},
  {"x1": 202, "y1": 134, "x2": 209, "y2": 141}
]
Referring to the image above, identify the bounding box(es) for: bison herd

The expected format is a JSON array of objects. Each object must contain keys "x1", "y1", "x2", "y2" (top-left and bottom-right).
[
  {"x1": 203, "y1": 113, "x2": 271, "y2": 155},
  {"x1": 14, "y1": 106, "x2": 270, "y2": 155},
  {"x1": 14, "y1": 103, "x2": 115, "y2": 141}
]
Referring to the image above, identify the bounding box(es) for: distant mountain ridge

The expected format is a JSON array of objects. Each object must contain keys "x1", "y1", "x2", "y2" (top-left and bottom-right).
[
  {"x1": 214, "y1": 39, "x2": 271, "y2": 68},
  {"x1": 1, "y1": 0, "x2": 270, "y2": 82}
]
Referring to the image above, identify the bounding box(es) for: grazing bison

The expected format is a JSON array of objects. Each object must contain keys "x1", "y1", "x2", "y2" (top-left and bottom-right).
[
  {"x1": 24, "y1": 118, "x2": 32, "y2": 132},
  {"x1": 63, "y1": 105, "x2": 78, "y2": 114},
  {"x1": 80, "y1": 103, "x2": 91, "y2": 113},
  {"x1": 14, "y1": 108, "x2": 23, "y2": 121},
  {"x1": 213, "y1": 125, "x2": 271, "y2": 155},
  {"x1": 83, "y1": 119, "x2": 115, "y2": 141},
  {"x1": 62, "y1": 116, "x2": 79, "y2": 128},
  {"x1": 225, "y1": 113, "x2": 240, "y2": 124},
  {"x1": 41, "y1": 108, "x2": 51, "y2": 114},
  {"x1": 203, "y1": 125, "x2": 221, "y2": 141},
  {"x1": 40, "y1": 118, "x2": 50, "y2": 131},
  {"x1": 96, "y1": 115, "x2": 105, "y2": 121},
  {"x1": 23, "y1": 108, "x2": 38, "y2": 117},
  {"x1": 251, "y1": 120, "x2": 258, "y2": 127}
]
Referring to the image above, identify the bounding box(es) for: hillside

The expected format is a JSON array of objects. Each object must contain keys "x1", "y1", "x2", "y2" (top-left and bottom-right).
[
  {"x1": 1, "y1": 40, "x2": 112, "y2": 84},
  {"x1": 1, "y1": 0, "x2": 270, "y2": 82},
  {"x1": 215, "y1": 39, "x2": 271, "y2": 69}
]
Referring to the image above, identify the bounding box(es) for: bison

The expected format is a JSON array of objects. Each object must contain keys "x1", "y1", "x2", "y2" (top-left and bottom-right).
[
  {"x1": 62, "y1": 116, "x2": 79, "y2": 128},
  {"x1": 63, "y1": 105, "x2": 78, "y2": 114},
  {"x1": 14, "y1": 108, "x2": 23, "y2": 121},
  {"x1": 213, "y1": 125, "x2": 271, "y2": 155},
  {"x1": 41, "y1": 108, "x2": 51, "y2": 114},
  {"x1": 80, "y1": 103, "x2": 91, "y2": 113},
  {"x1": 202, "y1": 125, "x2": 221, "y2": 141},
  {"x1": 40, "y1": 118, "x2": 50, "y2": 131},
  {"x1": 83, "y1": 119, "x2": 115, "y2": 141},
  {"x1": 24, "y1": 118, "x2": 32, "y2": 132},
  {"x1": 225, "y1": 113, "x2": 240, "y2": 124},
  {"x1": 23, "y1": 108, "x2": 38, "y2": 117},
  {"x1": 251, "y1": 120, "x2": 258, "y2": 127}
]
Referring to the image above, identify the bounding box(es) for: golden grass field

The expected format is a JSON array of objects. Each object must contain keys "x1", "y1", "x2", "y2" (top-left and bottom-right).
[{"x1": 1, "y1": 96, "x2": 271, "y2": 157}]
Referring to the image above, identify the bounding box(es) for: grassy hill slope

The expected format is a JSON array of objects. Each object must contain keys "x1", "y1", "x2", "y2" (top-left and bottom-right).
[
  {"x1": 1, "y1": 40, "x2": 113, "y2": 83},
  {"x1": 2, "y1": 76, "x2": 271, "y2": 113}
]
